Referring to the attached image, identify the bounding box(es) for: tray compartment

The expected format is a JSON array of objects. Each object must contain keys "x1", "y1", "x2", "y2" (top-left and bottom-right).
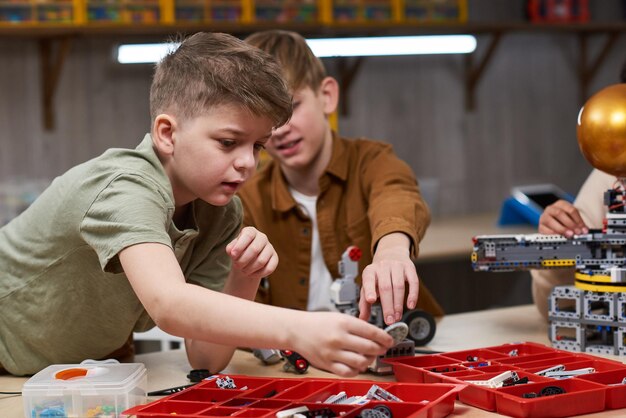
[
  {"x1": 441, "y1": 348, "x2": 506, "y2": 362},
  {"x1": 135, "y1": 400, "x2": 210, "y2": 414},
  {"x1": 243, "y1": 379, "x2": 306, "y2": 399},
  {"x1": 198, "y1": 406, "x2": 243, "y2": 416},
  {"x1": 170, "y1": 388, "x2": 240, "y2": 402},
  {"x1": 456, "y1": 371, "x2": 552, "y2": 412},
  {"x1": 301, "y1": 381, "x2": 393, "y2": 403},
  {"x1": 576, "y1": 368, "x2": 626, "y2": 409},
  {"x1": 202, "y1": 376, "x2": 272, "y2": 390},
  {"x1": 485, "y1": 342, "x2": 558, "y2": 358},
  {"x1": 232, "y1": 408, "x2": 274, "y2": 416},
  {"x1": 272, "y1": 380, "x2": 333, "y2": 400},
  {"x1": 496, "y1": 352, "x2": 577, "y2": 366},
  {"x1": 495, "y1": 379, "x2": 606, "y2": 417}
]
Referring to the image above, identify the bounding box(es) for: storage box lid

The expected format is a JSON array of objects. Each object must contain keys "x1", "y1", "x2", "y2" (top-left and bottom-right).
[{"x1": 23, "y1": 362, "x2": 146, "y2": 395}]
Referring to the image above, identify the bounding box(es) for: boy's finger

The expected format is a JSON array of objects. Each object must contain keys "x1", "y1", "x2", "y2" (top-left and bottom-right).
[
  {"x1": 405, "y1": 267, "x2": 419, "y2": 310},
  {"x1": 361, "y1": 268, "x2": 378, "y2": 303},
  {"x1": 349, "y1": 319, "x2": 393, "y2": 349},
  {"x1": 376, "y1": 269, "x2": 395, "y2": 325},
  {"x1": 358, "y1": 292, "x2": 372, "y2": 321},
  {"x1": 229, "y1": 228, "x2": 256, "y2": 258},
  {"x1": 390, "y1": 264, "x2": 405, "y2": 321},
  {"x1": 242, "y1": 244, "x2": 274, "y2": 275}
]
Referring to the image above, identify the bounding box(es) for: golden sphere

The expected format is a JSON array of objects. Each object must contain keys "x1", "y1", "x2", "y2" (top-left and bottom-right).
[{"x1": 577, "y1": 83, "x2": 626, "y2": 177}]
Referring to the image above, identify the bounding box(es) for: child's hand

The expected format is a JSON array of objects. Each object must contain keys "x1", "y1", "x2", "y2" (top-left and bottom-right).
[
  {"x1": 359, "y1": 251, "x2": 418, "y2": 326},
  {"x1": 226, "y1": 226, "x2": 278, "y2": 281},
  {"x1": 539, "y1": 200, "x2": 588, "y2": 238},
  {"x1": 293, "y1": 312, "x2": 393, "y2": 377}
]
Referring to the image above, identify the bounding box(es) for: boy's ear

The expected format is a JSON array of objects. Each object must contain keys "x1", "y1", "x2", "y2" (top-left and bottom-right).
[
  {"x1": 152, "y1": 114, "x2": 177, "y2": 156},
  {"x1": 319, "y1": 76, "x2": 339, "y2": 115}
]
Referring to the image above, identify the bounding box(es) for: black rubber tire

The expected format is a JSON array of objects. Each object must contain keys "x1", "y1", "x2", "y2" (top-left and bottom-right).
[{"x1": 401, "y1": 309, "x2": 436, "y2": 346}]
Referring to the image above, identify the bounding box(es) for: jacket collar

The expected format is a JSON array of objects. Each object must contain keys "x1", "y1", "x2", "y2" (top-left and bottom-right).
[{"x1": 270, "y1": 131, "x2": 348, "y2": 212}]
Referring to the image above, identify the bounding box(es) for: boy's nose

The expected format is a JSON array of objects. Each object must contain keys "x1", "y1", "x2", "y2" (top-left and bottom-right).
[{"x1": 235, "y1": 150, "x2": 256, "y2": 172}]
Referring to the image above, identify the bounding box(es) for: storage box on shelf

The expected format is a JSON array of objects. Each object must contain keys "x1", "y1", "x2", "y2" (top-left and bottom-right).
[
  {"x1": 86, "y1": 0, "x2": 162, "y2": 24},
  {"x1": 0, "y1": 0, "x2": 79, "y2": 24},
  {"x1": 331, "y1": 0, "x2": 395, "y2": 23},
  {"x1": 403, "y1": 0, "x2": 467, "y2": 23},
  {"x1": 254, "y1": 0, "x2": 320, "y2": 23},
  {"x1": 175, "y1": 0, "x2": 250, "y2": 23},
  {"x1": 387, "y1": 342, "x2": 626, "y2": 418},
  {"x1": 527, "y1": 0, "x2": 589, "y2": 23},
  {"x1": 123, "y1": 374, "x2": 464, "y2": 418}
]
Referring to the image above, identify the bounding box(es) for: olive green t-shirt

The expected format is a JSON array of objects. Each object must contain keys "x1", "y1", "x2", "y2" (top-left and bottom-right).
[{"x1": 0, "y1": 134, "x2": 242, "y2": 375}]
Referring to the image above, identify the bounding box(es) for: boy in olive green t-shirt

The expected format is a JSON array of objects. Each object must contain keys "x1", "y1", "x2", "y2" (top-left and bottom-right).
[{"x1": 0, "y1": 32, "x2": 392, "y2": 377}]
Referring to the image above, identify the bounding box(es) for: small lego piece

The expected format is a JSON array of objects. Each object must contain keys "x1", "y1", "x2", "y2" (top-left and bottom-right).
[
  {"x1": 253, "y1": 348, "x2": 283, "y2": 365},
  {"x1": 535, "y1": 364, "x2": 565, "y2": 376},
  {"x1": 187, "y1": 369, "x2": 212, "y2": 382},
  {"x1": 300, "y1": 408, "x2": 337, "y2": 418},
  {"x1": 544, "y1": 367, "x2": 595, "y2": 379},
  {"x1": 323, "y1": 391, "x2": 347, "y2": 404},
  {"x1": 365, "y1": 385, "x2": 403, "y2": 402},
  {"x1": 276, "y1": 406, "x2": 309, "y2": 418},
  {"x1": 216, "y1": 376, "x2": 236, "y2": 389},
  {"x1": 384, "y1": 322, "x2": 409, "y2": 345},
  {"x1": 280, "y1": 350, "x2": 309, "y2": 374},
  {"x1": 466, "y1": 371, "x2": 518, "y2": 388},
  {"x1": 539, "y1": 385, "x2": 566, "y2": 396}
]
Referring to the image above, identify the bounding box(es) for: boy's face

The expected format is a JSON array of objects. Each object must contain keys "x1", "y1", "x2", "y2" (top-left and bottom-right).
[
  {"x1": 265, "y1": 81, "x2": 336, "y2": 171},
  {"x1": 158, "y1": 103, "x2": 273, "y2": 206}
]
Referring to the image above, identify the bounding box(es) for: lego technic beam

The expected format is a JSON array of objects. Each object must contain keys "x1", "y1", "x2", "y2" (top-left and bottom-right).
[
  {"x1": 471, "y1": 230, "x2": 626, "y2": 292},
  {"x1": 472, "y1": 185, "x2": 626, "y2": 292}
]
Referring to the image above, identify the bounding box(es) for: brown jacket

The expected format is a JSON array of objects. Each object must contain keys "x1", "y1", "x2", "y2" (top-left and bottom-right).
[{"x1": 239, "y1": 134, "x2": 443, "y2": 316}]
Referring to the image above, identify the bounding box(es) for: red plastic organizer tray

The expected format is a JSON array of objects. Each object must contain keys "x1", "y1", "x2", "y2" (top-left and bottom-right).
[
  {"x1": 122, "y1": 374, "x2": 464, "y2": 418},
  {"x1": 387, "y1": 342, "x2": 626, "y2": 418}
]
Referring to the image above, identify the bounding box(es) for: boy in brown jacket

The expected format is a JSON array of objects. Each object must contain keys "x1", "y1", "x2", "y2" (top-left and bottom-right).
[{"x1": 239, "y1": 30, "x2": 443, "y2": 326}]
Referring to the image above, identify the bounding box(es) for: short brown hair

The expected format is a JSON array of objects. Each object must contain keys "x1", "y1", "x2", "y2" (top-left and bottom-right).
[
  {"x1": 150, "y1": 32, "x2": 292, "y2": 127},
  {"x1": 245, "y1": 30, "x2": 326, "y2": 92}
]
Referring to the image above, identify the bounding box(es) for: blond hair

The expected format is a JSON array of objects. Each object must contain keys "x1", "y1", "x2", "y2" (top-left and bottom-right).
[
  {"x1": 150, "y1": 32, "x2": 292, "y2": 127},
  {"x1": 245, "y1": 30, "x2": 326, "y2": 93}
]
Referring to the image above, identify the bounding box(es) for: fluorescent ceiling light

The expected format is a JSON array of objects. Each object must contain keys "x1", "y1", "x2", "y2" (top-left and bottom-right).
[
  {"x1": 116, "y1": 35, "x2": 477, "y2": 64},
  {"x1": 117, "y1": 43, "x2": 179, "y2": 64},
  {"x1": 308, "y1": 35, "x2": 476, "y2": 57}
]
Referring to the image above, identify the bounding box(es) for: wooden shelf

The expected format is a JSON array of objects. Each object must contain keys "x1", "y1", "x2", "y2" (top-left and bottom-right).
[
  {"x1": 1, "y1": 21, "x2": 626, "y2": 38},
  {"x1": 3, "y1": 19, "x2": 624, "y2": 131}
]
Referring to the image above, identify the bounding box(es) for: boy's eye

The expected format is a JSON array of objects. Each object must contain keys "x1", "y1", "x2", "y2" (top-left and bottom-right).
[
  {"x1": 254, "y1": 143, "x2": 266, "y2": 152},
  {"x1": 292, "y1": 101, "x2": 301, "y2": 109},
  {"x1": 219, "y1": 139, "x2": 236, "y2": 147}
]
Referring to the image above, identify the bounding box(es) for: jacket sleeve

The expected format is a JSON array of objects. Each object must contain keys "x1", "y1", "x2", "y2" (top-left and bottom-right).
[{"x1": 359, "y1": 142, "x2": 431, "y2": 259}]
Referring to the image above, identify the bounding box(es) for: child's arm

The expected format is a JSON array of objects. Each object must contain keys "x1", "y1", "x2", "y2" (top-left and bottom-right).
[
  {"x1": 356, "y1": 143, "x2": 430, "y2": 325},
  {"x1": 184, "y1": 226, "x2": 277, "y2": 370},
  {"x1": 119, "y1": 233, "x2": 393, "y2": 376},
  {"x1": 359, "y1": 232, "x2": 416, "y2": 325}
]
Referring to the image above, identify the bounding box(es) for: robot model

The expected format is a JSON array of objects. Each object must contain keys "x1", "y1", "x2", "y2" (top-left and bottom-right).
[
  {"x1": 330, "y1": 246, "x2": 436, "y2": 373},
  {"x1": 471, "y1": 84, "x2": 626, "y2": 356}
]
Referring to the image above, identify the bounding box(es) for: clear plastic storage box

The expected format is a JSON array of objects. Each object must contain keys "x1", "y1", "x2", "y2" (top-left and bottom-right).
[{"x1": 22, "y1": 362, "x2": 147, "y2": 418}]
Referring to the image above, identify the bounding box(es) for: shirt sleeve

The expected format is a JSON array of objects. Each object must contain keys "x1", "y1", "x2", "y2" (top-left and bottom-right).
[
  {"x1": 187, "y1": 197, "x2": 243, "y2": 292},
  {"x1": 80, "y1": 174, "x2": 173, "y2": 273},
  {"x1": 360, "y1": 142, "x2": 431, "y2": 259}
]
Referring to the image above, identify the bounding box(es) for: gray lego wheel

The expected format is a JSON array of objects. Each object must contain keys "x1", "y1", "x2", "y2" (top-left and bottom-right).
[{"x1": 402, "y1": 309, "x2": 436, "y2": 346}]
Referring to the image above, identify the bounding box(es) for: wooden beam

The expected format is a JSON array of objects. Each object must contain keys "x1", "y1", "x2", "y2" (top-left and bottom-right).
[
  {"x1": 39, "y1": 37, "x2": 72, "y2": 131},
  {"x1": 336, "y1": 57, "x2": 364, "y2": 116},
  {"x1": 578, "y1": 32, "x2": 620, "y2": 103},
  {"x1": 465, "y1": 32, "x2": 503, "y2": 111}
]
